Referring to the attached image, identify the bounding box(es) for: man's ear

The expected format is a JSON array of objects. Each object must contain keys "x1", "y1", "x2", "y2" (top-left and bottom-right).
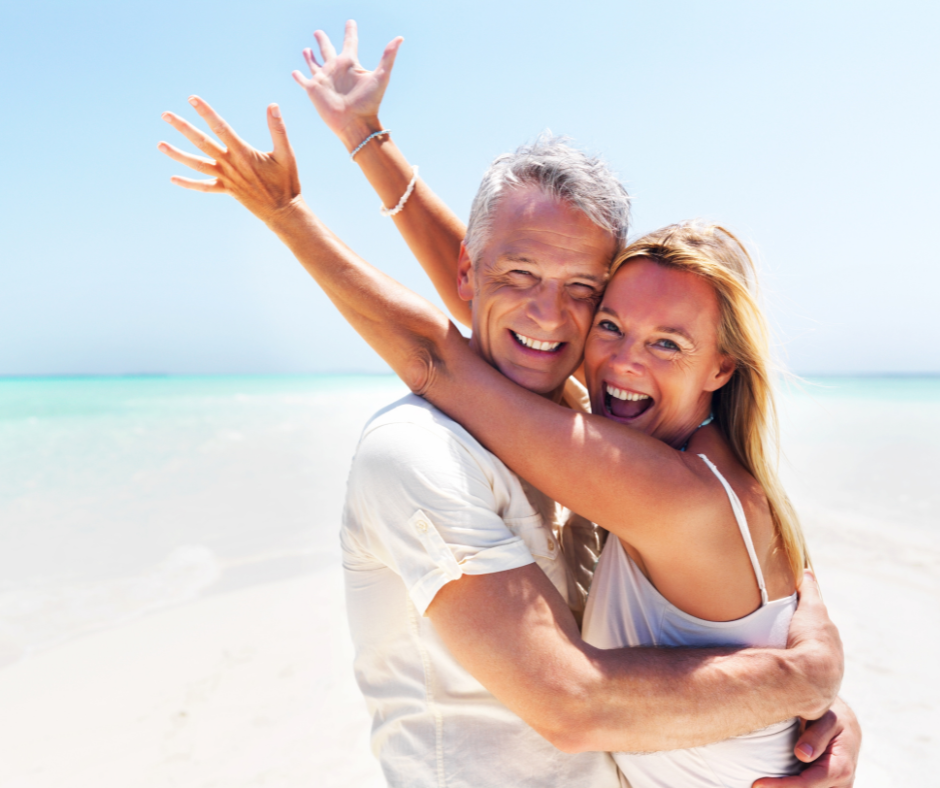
[
  {"x1": 705, "y1": 354, "x2": 736, "y2": 392},
  {"x1": 457, "y1": 242, "x2": 475, "y2": 302}
]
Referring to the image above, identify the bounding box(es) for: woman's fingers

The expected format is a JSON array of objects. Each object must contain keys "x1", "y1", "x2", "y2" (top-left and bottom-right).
[
  {"x1": 292, "y1": 70, "x2": 313, "y2": 89},
  {"x1": 161, "y1": 111, "x2": 225, "y2": 158},
  {"x1": 157, "y1": 141, "x2": 216, "y2": 175},
  {"x1": 186, "y1": 96, "x2": 246, "y2": 154},
  {"x1": 303, "y1": 47, "x2": 321, "y2": 75},
  {"x1": 377, "y1": 36, "x2": 403, "y2": 77},
  {"x1": 313, "y1": 29, "x2": 336, "y2": 62},
  {"x1": 266, "y1": 103, "x2": 294, "y2": 163},
  {"x1": 342, "y1": 19, "x2": 358, "y2": 58},
  {"x1": 169, "y1": 175, "x2": 225, "y2": 193}
]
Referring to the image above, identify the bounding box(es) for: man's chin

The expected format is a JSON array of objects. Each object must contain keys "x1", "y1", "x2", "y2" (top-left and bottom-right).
[{"x1": 498, "y1": 364, "x2": 569, "y2": 398}]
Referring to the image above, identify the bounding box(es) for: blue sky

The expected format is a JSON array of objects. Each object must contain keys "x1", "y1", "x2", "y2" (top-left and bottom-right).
[{"x1": 1, "y1": 0, "x2": 938, "y2": 375}]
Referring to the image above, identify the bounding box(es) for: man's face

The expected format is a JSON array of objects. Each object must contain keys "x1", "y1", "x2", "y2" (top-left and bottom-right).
[{"x1": 458, "y1": 186, "x2": 616, "y2": 397}]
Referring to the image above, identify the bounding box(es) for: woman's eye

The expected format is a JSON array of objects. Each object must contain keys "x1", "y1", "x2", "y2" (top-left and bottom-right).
[
  {"x1": 654, "y1": 338, "x2": 680, "y2": 351},
  {"x1": 597, "y1": 319, "x2": 620, "y2": 333}
]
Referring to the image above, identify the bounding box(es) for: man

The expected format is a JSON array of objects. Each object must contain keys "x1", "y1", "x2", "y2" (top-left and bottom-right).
[{"x1": 157, "y1": 24, "x2": 861, "y2": 788}]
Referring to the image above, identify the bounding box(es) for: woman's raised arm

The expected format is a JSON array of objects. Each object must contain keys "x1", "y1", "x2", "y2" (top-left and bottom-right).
[
  {"x1": 159, "y1": 98, "x2": 720, "y2": 549},
  {"x1": 292, "y1": 20, "x2": 472, "y2": 328}
]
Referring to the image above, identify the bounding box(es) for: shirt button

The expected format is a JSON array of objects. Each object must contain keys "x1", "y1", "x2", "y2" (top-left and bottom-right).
[
  {"x1": 546, "y1": 539, "x2": 555, "y2": 551},
  {"x1": 415, "y1": 519, "x2": 429, "y2": 533}
]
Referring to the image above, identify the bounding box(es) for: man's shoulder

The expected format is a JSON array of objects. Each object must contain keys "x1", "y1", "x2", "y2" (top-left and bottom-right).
[
  {"x1": 360, "y1": 393, "x2": 482, "y2": 450},
  {"x1": 350, "y1": 394, "x2": 509, "y2": 491}
]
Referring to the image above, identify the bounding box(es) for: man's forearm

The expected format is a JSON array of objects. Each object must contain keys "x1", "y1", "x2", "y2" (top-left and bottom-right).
[
  {"x1": 430, "y1": 566, "x2": 841, "y2": 756},
  {"x1": 337, "y1": 118, "x2": 471, "y2": 327},
  {"x1": 566, "y1": 642, "x2": 828, "y2": 753}
]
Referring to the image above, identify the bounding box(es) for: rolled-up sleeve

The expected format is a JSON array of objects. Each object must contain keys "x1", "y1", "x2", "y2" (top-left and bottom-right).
[{"x1": 344, "y1": 421, "x2": 535, "y2": 615}]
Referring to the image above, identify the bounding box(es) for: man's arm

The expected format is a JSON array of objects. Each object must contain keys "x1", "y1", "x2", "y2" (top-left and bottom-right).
[
  {"x1": 427, "y1": 563, "x2": 840, "y2": 754},
  {"x1": 292, "y1": 20, "x2": 471, "y2": 327}
]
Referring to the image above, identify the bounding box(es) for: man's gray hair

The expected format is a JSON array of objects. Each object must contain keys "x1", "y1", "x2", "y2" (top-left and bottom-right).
[{"x1": 464, "y1": 133, "x2": 631, "y2": 262}]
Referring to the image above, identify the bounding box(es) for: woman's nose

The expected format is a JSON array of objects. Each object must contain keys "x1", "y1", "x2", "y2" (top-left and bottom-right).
[{"x1": 609, "y1": 339, "x2": 645, "y2": 375}]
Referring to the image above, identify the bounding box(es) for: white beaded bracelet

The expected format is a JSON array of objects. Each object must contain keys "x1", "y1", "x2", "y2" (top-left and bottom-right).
[
  {"x1": 380, "y1": 166, "x2": 419, "y2": 218},
  {"x1": 350, "y1": 129, "x2": 390, "y2": 160}
]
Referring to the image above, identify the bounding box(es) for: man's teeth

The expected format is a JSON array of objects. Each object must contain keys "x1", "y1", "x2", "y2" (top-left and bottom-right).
[
  {"x1": 606, "y1": 384, "x2": 650, "y2": 402},
  {"x1": 513, "y1": 332, "x2": 561, "y2": 352}
]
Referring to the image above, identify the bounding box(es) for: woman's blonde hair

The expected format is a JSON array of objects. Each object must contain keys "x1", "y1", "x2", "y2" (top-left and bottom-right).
[{"x1": 609, "y1": 221, "x2": 809, "y2": 583}]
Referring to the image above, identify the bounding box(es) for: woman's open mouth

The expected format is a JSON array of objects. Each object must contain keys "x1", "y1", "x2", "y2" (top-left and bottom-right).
[{"x1": 604, "y1": 383, "x2": 653, "y2": 420}]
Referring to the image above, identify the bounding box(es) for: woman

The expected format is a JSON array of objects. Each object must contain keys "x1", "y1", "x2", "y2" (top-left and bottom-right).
[
  {"x1": 158, "y1": 93, "x2": 806, "y2": 784},
  {"x1": 577, "y1": 223, "x2": 805, "y2": 784}
]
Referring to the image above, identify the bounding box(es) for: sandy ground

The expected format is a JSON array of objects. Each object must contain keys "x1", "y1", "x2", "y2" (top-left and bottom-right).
[
  {"x1": 0, "y1": 567, "x2": 385, "y2": 788},
  {"x1": 0, "y1": 507, "x2": 936, "y2": 787}
]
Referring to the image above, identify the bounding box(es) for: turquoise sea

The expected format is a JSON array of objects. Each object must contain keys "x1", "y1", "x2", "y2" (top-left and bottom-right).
[{"x1": 0, "y1": 374, "x2": 938, "y2": 667}]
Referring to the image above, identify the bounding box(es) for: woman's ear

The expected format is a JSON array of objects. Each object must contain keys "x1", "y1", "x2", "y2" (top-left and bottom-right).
[
  {"x1": 705, "y1": 354, "x2": 736, "y2": 392},
  {"x1": 457, "y1": 242, "x2": 475, "y2": 303}
]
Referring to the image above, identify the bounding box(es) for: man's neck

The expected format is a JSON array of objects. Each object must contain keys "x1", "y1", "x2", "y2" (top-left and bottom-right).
[{"x1": 467, "y1": 335, "x2": 568, "y2": 406}]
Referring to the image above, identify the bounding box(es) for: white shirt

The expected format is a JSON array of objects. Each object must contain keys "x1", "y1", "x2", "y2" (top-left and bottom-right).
[{"x1": 341, "y1": 394, "x2": 622, "y2": 788}]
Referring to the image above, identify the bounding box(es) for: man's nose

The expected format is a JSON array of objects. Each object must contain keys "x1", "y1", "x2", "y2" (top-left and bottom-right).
[{"x1": 525, "y1": 281, "x2": 566, "y2": 331}]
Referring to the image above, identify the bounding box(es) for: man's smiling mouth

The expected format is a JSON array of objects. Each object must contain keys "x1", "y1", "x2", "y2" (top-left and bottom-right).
[
  {"x1": 605, "y1": 383, "x2": 654, "y2": 420},
  {"x1": 511, "y1": 331, "x2": 563, "y2": 353}
]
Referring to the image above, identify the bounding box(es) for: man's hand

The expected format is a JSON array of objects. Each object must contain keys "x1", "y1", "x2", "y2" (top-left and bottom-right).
[
  {"x1": 754, "y1": 698, "x2": 861, "y2": 787},
  {"x1": 158, "y1": 97, "x2": 301, "y2": 225},
  {"x1": 784, "y1": 571, "x2": 844, "y2": 719},
  {"x1": 291, "y1": 19, "x2": 403, "y2": 151}
]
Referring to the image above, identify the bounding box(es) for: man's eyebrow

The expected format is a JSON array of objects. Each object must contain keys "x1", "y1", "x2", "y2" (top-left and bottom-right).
[
  {"x1": 498, "y1": 254, "x2": 604, "y2": 283},
  {"x1": 499, "y1": 254, "x2": 537, "y2": 265}
]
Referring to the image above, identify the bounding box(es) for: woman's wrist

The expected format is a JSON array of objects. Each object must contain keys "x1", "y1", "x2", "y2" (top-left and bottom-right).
[
  {"x1": 264, "y1": 195, "x2": 314, "y2": 236},
  {"x1": 338, "y1": 116, "x2": 385, "y2": 154}
]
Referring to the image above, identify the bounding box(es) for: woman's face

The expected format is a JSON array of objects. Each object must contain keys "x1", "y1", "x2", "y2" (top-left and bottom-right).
[{"x1": 583, "y1": 257, "x2": 735, "y2": 448}]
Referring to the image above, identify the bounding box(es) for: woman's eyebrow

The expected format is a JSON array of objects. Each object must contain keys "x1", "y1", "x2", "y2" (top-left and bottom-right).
[{"x1": 657, "y1": 326, "x2": 694, "y2": 343}]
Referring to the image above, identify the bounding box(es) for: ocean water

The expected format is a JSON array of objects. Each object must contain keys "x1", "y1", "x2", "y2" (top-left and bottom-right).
[
  {"x1": 0, "y1": 375, "x2": 409, "y2": 665},
  {"x1": 0, "y1": 374, "x2": 937, "y2": 668}
]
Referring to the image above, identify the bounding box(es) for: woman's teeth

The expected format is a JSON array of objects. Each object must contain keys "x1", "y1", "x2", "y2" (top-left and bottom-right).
[
  {"x1": 606, "y1": 384, "x2": 650, "y2": 402},
  {"x1": 513, "y1": 332, "x2": 561, "y2": 352}
]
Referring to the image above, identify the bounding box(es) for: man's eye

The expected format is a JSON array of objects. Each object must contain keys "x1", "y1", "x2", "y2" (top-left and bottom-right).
[
  {"x1": 654, "y1": 338, "x2": 680, "y2": 351},
  {"x1": 568, "y1": 283, "x2": 598, "y2": 299}
]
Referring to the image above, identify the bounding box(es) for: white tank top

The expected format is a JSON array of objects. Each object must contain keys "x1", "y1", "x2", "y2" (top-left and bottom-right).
[{"x1": 582, "y1": 454, "x2": 800, "y2": 788}]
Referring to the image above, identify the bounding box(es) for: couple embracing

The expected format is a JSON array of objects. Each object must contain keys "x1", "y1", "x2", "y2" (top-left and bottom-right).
[{"x1": 158, "y1": 20, "x2": 861, "y2": 787}]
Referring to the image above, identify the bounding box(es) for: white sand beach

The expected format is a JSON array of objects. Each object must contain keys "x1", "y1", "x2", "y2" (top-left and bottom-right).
[{"x1": 0, "y1": 376, "x2": 936, "y2": 787}]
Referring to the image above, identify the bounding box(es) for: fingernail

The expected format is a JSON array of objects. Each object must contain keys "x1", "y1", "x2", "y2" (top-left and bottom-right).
[
  {"x1": 271, "y1": 104, "x2": 281, "y2": 119},
  {"x1": 188, "y1": 96, "x2": 198, "y2": 106},
  {"x1": 161, "y1": 112, "x2": 171, "y2": 121},
  {"x1": 796, "y1": 743, "x2": 814, "y2": 759}
]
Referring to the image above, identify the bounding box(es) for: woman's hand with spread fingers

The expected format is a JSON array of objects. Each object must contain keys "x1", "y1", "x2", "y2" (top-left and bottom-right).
[
  {"x1": 158, "y1": 97, "x2": 301, "y2": 225},
  {"x1": 291, "y1": 19, "x2": 403, "y2": 151}
]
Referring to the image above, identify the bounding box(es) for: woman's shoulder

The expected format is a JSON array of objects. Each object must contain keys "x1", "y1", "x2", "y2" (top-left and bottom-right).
[{"x1": 685, "y1": 426, "x2": 795, "y2": 600}]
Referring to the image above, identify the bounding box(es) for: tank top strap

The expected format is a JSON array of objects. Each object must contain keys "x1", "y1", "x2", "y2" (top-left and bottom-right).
[{"x1": 696, "y1": 454, "x2": 769, "y2": 605}]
